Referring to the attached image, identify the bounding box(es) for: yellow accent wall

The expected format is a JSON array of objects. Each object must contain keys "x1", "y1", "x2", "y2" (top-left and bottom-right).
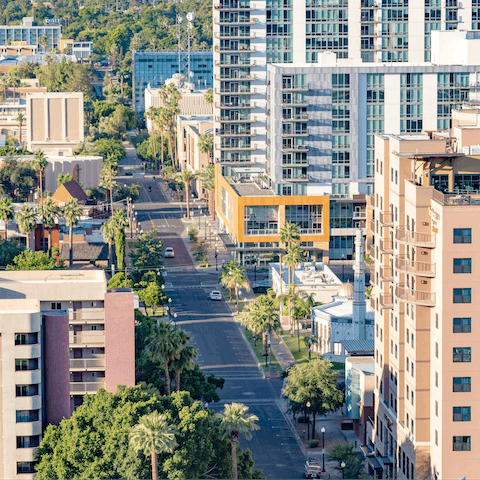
[{"x1": 215, "y1": 165, "x2": 330, "y2": 243}]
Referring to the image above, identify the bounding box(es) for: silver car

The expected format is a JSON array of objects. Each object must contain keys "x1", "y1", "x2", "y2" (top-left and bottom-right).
[
  {"x1": 165, "y1": 247, "x2": 175, "y2": 258},
  {"x1": 209, "y1": 291, "x2": 222, "y2": 301}
]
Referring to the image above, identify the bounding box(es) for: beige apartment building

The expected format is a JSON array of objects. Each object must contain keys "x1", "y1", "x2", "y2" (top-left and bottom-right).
[
  {"x1": 368, "y1": 129, "x2": 480, "y2": 480},
  {"x1": 0, "y1": 270, "x2": 135, "y2": 479}
]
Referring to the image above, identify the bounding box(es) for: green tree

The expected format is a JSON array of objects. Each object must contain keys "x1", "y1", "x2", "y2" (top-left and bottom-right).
[
  {"x1": 0, "y1": 238, "x2": 24, "y2": 267},
  {"x1": 115, "y1": 183, "x2": 141, "y2": 202},
  {"x1": 112, "y1": 209, "x2": 128, "y2": 270},
  {"x1": 57, "y1": 172, "x2": 74, "y2": 187},
  {"x1": 33, "y1": 150, "x2": 48, "y2": 248},
  {"x1": 6, "y1": 249, "x2": 62, "y2": 270},
  {"x1": 7, "y1": 71, "x2": 21, "y2": 105},
  {"x1": 94, "y1": 137, "x2": 126, "y2": 163},
  {"x1": 327, "y1": 442, "x2": 366, "y2": 479},
  {"x1": 145, "y1": 321, "x2": 179, "y2": 396},
  {"x1": 16, "y1": 204, "x2": 37, "y2": 250},
  {"x1": 0, "y1": 196, "x2": 14, "y2": 239},
  {"x1": 204, "y1": 88, "x2": 213, "y2": 105},
  {"x1": 219, "y1": 262, "x2": 250, "y2": 312},
  {"x1": 284, "y1": 241, "x2": 305, "y2": 284},
  {"x1": 138, "y1": 281, "x2": 162, "y2": 315},
  {"x1": 279, "y1": 221, "x2": 300, "y2": 250},
  {"x1": 283, "y1": 359, "x2": 343, "y2": 440},
  {"x1": 108, "y1": 271, "x2": 135, "y2": 289},
  {"x1": 217, "y1": 403, "x2": 260, "y2": 480},
  {"x1": 0, "y1": 156, "x2": 36, "y2": 201},
  {"x1": 15, "y1": 112, "x2": 25, "y2": 145},
  {"x1": 176, "y1": 169, "x2": 196, "y2": 219},
  {"x1": 100, "y1": 157, "x2": 118, "y2": 216},
  {"x1": 130, "y1": 229, "x2": 164, "y2": 271},
  {"x1": 63, "y1": 198, "x2": 81, "y2": 267},
  {"x1": 130, "y1": 413, "x2": 178, "y2": 480},
  {"x1": 42, "y1": 197, "x2": 60, "y2": 257},
  {"x1": 198, "y1": 131, "x2": 213, "y2": 161},
  {"x1": 101, "y1": 218, "x2": 115, "y2": 267},
  {"x1": 170, "y1": 329, "x2": 197, "y2": 392}
]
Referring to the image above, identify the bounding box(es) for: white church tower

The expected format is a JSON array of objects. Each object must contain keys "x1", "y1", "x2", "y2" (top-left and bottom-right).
[{"x1": 352, "y1": 229, "x2": 366, "y2": 340}]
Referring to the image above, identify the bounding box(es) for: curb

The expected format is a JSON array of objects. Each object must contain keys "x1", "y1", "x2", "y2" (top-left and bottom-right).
[{"x1": 276, "y1": 399, "x2": 309, "y2": 459}]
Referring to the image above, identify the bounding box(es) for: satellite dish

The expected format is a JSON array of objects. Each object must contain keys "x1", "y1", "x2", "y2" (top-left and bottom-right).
[{"x1": 186, "y1": 12, "x2": 195, "y2": 21}]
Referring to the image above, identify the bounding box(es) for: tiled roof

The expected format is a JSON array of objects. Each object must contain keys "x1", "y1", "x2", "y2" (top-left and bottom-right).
[{"x1": 60, "y1": 243, "x2": 108, "y2": 261}]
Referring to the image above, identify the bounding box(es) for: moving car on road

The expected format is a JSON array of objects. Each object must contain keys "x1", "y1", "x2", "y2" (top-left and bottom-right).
[
  {"x1": 209, "y1": 290, "x2": 222, "y2": 301},
  {"x1": 304, "y1": 459, "x2": 322, "y2": 479},
  {"x1": 165, "y1": 247, "x2": 175, "y2": 258}
]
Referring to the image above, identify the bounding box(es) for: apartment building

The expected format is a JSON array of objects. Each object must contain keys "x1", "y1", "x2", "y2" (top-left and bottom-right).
[
  {"x1": 0, "y1": 271, "x2": 135, "y2": 479},
  {"x1": 0, "y1": 17, "x2": 61, "y2": 52},
  {"x1": 132, "y1": 50, "x2": 213, "y2": 113},
  {"x1": 368, "y1": 130, "x2": 480, "y2": 479}
]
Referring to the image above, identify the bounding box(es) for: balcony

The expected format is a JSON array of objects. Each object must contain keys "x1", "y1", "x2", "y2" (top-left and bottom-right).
[
  {"x1": 281, "y1": 159, "x2": 308, "y2": 166},
  {"x1": 395, "y1": 284, "x2": 436, "y2": 306},
  {"x1": 219, "y1": 143, "x2": 256, "y2": 150},
  {"x1": 370, "y1": 295, "x2": 375, "y2": 310},
  {"x1": 282, "y1": 130, "x2": 309, "y2": 137},
  {"x1": 70, "y1": 381, "x2": 105, "y2": 393},
  {"x1": 216, "y1": 115, "x2": 254, "y2": 123},
  {"x1": 369, "y1": 219, "x2": 375, "y2": 233},
  {"x1": 395, "y1": 255, "x2": 436, "y2": 277},
  {"x1": 215, "y1": 31, "x2": 256, "y2": 38},
  {"x1": 217, "y1": 129, "x2": 252, "y2": 136},
  {"x1": 214, "y1": 18, "x2": 255, "y2": 25},
  {"x1": 215, "y1": 45, "x2": 255, "y2": 53},
  {"x1": 245, "y1": 228, "x2": 278, "y2": 236},
  {"x1": 215, "y1": 73, "x2": 255, "y2": 81},
  {"x1": 215, "y1": 102, "x2": 254, "y2": 109},
  {"x1": 379, "y1": 293, "x2": 394, "y2": 309},
  {"x1": 379, "y1": 266, "x2": 393, "y2": 282},
  {"x1": 282, "y1": 145, "x2": 308, "y2": 152},
  {"x1": 300, "y1": 228, "x2": 323, "y2": 235},
  {"x1": 70, "y1": 358, "x2": 106, "y2": 370},
  {"x1": 368, "y1": 193, "x2": 375, "y2": 206},
  {"x1": 282, "y1": 115, "x2": 308, "y2": 121},
  {"x1": 70, "y1": 309, "x2": 104, "y2": 323},
  {"x1": 282, "y1": 100, "x2": 308, "y2": 106},
  {"x1": 368, "y1": 242, "x2": 375, "y2": 256},
  {"x1": 283, "y1": 174, "x2": 308, "y2": 181},
  {"x1": 215, "y1": 59, "x2": 256, "y2": 67},
  {"x1": 353, "y1": 210, "x2": 366, "y2": 219},
  {"x1": 282, "y1": 84, "x2": 309, "y2": 91},
  {"x1": 395, "y1": 227, "x2": 436, "y2": 248},
  {"x1": 215, "y1": 87, "x2": 256, "y2": 95},
  {"x1": 379, "y1": 238, "x2": 393, "y2": 254},
  {"x1": 214, "y1": 3, "x2": 256, "y2": 10},
  {"x1": 69, "y1": 332, "x2": 105, "y2": 346},
  {"x1": 379, "y1": 211, "x2": 393, "y2": 227}
]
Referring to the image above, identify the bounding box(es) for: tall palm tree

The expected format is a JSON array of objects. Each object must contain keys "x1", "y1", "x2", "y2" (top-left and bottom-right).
[
  {"x1": 16, "y1": 112, "x2": 25, "y2": 145},
  {"x1": 33, "y1": 151, "x2": 48, "y2": 249},
  {"x1": 100, "y1": 217, "x2": 115, "y2": 267},
  {"x1": 171, "y1": 329, "x2": 197, "y2": 392},
  {"x1": 198, "y1": 132, "x2": 214, "y2": 164},
  {"x1": 130, "y1": 413, "x2": 178, "y2": 480},
  {"x1": 284, "y1": 242, "x2": 305, "y2": 284},
  {"x1": 217, "y1": 403, "x2": 260, "y2": 480},
  {"x1": 111, "y1": 209, "x2": 129, "y2": 270},
  {"x1": 220, "y1": 267, "x2": 250, "y2": 313},
  {"x1": 63, "y1": 199, "x2": 81, "y2": 267},
  {"x1": 7, "y1": 71, "x2": 21, "y2": 105},
  {"x1": 278, "y1": 221, "x2": 300, "y2": 250},
  {"x1": 176, "y1": 170, "x2": 197, "y2": 219},
  {"x1": 0, "y1": 196, "x2": 14, "y2": 239},
  {"x1": 16, "y1": 204, "x2": 37, "y2": 250},
  {"x1": 42, "y1": 197, "x2": 60, "y2": 256},
  {"x1": 145, "y1": 321, "x2": 179, "y2": 396},
  {"x1": 100, "y1": 157, "x2": 118, "y2": 216},
  {"x1": 146, "y1": 106, "x2": 159, "y2": 170}
]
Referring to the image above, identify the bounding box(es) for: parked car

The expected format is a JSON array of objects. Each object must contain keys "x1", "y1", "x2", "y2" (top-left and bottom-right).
[
  {"x1": 209, "y1": 290, "x2": 222, "y2": 301},
  {"x1": 304, "y1": 459, "x2": 322, "y2": 479},
  {"x1": 165, "y1": 247, "x2": 175, "y2": 258}
]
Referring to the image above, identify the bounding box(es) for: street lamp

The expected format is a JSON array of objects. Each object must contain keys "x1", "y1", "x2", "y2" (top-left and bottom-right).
[
  {"x1": 342, "y1": 254, "x2": 345, "y2": 282},
  {"x1": 253, "y1": 261, "x2": 257, "y2": 284},
  {"x1": 167, "y1": 297, "x2": 172, "y2": 322},
  {"x1": 306, "y1": 401, "x2": 311, "y2": 440},
  {"x1": 265, "y1": 332, "x2": 268, "y2": 367},
  {"x1": 268, "y1": 336, "x2": 272, "y2": 366},
  {"x1": 215, "y1": 242, "x2": 218, "y2": 270},
  {"x1": 308, "y1": 337, "x2": 312, "y2": 360},
  {"x1": 236, "y1": 282, "x2": 240, "y2": 314},
  {"x1": 173, "y1": 312, "x2": 177, "y2": 328},
  {"x1": 321, "y1": 427, "x2": 326, "y2": 472},
  {"x1": 341, "y1": 461, "x2": 346, "y2": 479}
]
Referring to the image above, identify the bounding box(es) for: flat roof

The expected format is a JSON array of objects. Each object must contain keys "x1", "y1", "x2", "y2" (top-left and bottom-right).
[
  {"x1": 391, "y1": 134, "x2": 432, "y2": 141},
  {"x1": 0, "y1": 298, "x2": 40, "y2": 313},
  {"x1": 0, "y1": 270, "x2": 105, "y2": 283},
  {"x1": 231, "y1": 183, "x2": 275, "y2": 196},
  {"x1": 314, "y1": 299, "x2": 374, "y2": 321}
]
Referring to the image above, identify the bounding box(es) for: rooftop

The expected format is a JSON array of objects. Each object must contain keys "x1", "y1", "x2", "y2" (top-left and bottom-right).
[
  {"x1": 0, "y1": 298, "x2": 40, "y2": 314},
  {"x1": 230, "y1": 182, "x2": 275, "y2": 197},
  {"x1": 270, "y1": 262, "x2": 342, "y2": 287},
  {"x1": 313, "y1": 299, "x2": 374, "y2": 322},
  {"x1": 342, "y1": 340, "x2": 375, "y2": 354}
]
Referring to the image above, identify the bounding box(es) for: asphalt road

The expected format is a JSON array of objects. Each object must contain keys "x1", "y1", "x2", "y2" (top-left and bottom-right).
[{"x1": 120, "y1": 166, "x2": 306, "y2": 479}]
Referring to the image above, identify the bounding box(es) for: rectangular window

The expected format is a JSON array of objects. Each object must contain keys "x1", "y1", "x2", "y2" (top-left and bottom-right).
[
  {"x1": 453, "y1": 288, "x2": 471, "y2": 303},
  {"x1": 435, "y1": 342, "x2": 439, "y2": 358},
  {"x1": 14, "y1": 333, "x2": 38, "y2": 345},
  {"x1": 435, "y1": 400, "x2": 438, "y2": 416},
  {"x1": 453, "y1": 347, "x2": 471, "y2": 362},
  {"x1": 454, "y1": 228, "x2": 471, "y2": 243},
  {"x1": 411, "y1": 333, "x2": 414, "y2": 347},
  {"x1": 453, "y1": 436, "x2": 471, "y2": 451},
  {"x1": 453, "y1": 318, "x2": 471, "y2": 333},
  {"x1": 436, "y1": 372, "x2": 438, "y2": 387},
  {"x1": 435, "y1": 430, "x2": 438, "y2": 446},
  {"x1": 454, "y1": 258, "x2": 472, "y2": 274},
  {"x1": 16, "y1": 410, "x2": 39, "y2": 423},
  {"x1": 16, "y1": 384, "x2": 39, "y2": 397},
  {"x1": 17, "y1": 462, "x2": 36, "y2": 474},
  {"x1": 16, "y1": 435, "x2": 40, "y2": 448},
  {"x1": 15, "y1": 359, "x2": 39, "y2": 371},
  {"x1": 453, "y1": 377, "x2": 471, "y2": 392},
  {"x1": 453, "y1": 406, "x2": 471, "y2": 421}
]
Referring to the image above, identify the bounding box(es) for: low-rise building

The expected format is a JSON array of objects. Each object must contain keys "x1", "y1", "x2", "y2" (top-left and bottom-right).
[{"x1": 0, "y1": 270, "x2": 135, "y2": 479}]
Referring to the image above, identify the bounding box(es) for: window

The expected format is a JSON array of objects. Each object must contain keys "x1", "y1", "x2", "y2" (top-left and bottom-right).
[
  {"x1": 454, "y1": 258, "x2": 472, "y2": 274},
  {"x1": 407, "y1": 328, "x2": 410, "y2": 344},
  {"x1": 453, "y1": 318, "x2": 471, "y2": 333},
  {"x1": 435, "y1": 401, "x2": 438, "y2": 416},
  {"x1": 411, "y1": 362, "x2": 414, "y2": 377},
  {"x1": 16, "y1": 410, "x2": 39, "y2": 423},
  {"x1": 395, "y1": 344, "x2": 398, "y2": 359},
  {"x1": 453, "y1": 377, "x2": 471, "y2": 392},
  {"x1": 436, "y1": 313, "x2": 439, "y2": 329},
  {"x1": 453, "y1": 347, "x2": 471, "y2": 362},
  {"x1": 453, "y1": 436, "x2": 471, "y2": 451},
  {"x1": 407, "y1": 357, "x2": 410, "y2": 372},
  {"x1": 411, "y1": 391, "x2": 414, "y2": 405},
  {"x1": 16, "y1": 435, "x2": 40, "y2": 448},
  {"x1": 435, "y1": 430, "x2": 438, "y2": 446},
  {"x1": 453, "y1": 288, "x2": 471, "y2": 303},
  {"x1": 454, "y1": 228, "x2": 471, "y2": 243},
  {"x1": 16, "y1": 384, "x2": 39, "y2": 397},
  {"x1": 411, "y1": 333, "x2": 414, "y2": 347},
  {"x1": 17, "y1": 462, "x2": 36, "y2": 474},
  {"x1": 15, "y1": 333, "x2": 38, "y2": 345},
  {"x1": 436, "y1": 372, "x2": 438, "y2": 387},
  {"x1": 435, "y1": 342, "x2": 439, "y2": 358},
  {"x1": 15, "y1": 358, "x2": 38, "y2": 371},
  {"x1": 51, "y1": 302, "x2": 61, "y2": 310},
  {"x1": 453, "y1": 407, "x2": 471, "y2": 421}
]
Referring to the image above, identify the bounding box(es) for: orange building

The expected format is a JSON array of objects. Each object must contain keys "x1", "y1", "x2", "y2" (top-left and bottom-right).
[{"x1": 214, "y1": 165, "x2": 330, "y2": 264}]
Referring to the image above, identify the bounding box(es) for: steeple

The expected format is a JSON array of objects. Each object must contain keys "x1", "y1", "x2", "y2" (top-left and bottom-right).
[{"x1": 353, "y1": 229, "x2": 366, "y2": 340}]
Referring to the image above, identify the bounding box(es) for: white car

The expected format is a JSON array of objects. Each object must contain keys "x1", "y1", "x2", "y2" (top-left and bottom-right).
[
  {"x1": 164, "y1": 247, "x2": 175, "y2": 258},
  {"x1": 209, "y1": 290, "x2": 222, "y2": 301}
]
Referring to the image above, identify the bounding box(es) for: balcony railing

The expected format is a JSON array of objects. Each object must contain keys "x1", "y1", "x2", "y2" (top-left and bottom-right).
[
  {"x1": 368, "y1": 193, "x2": 375, "y2": 206},
  {"x1": 369, "y1": 219, "x2": 375, "y2": 233},
  {"x1": 215, "y1": 102, "x2": 254, "y2": 109},
  {"x1": 282, "y1": 115, "x2": 308, "y2": 121},
  {"x1": 370, "y1": 295, "x2": 375, "y2": 310},
  {"x1": 300, "y1": 228, "x2": 323, "y2": 235},
  {"x1": 215, "y1": 87, "x2": 256, "y2": 95},
  {"x1": 70, "y1": 358, "x2": 106, "y2": 369},
  {"x1": 379, "y1": 293, "x2": 394, "y2": 309},
  {"x1": 217, "y1": 129, "x2": 252, "y2": 136},
  {"x1": 282, "y1": 100, "x2": 308, "y2": 106},
  {"x1": 215, "y1": 74, "x2": 255, "y2": 81},
  {"x1": 214, "y1": 18, "x2": 255, "y2": 25},
  {"x1": 214, "y1": 45, "x2": 255, "y2": 53},
  {"x1": 379, "y1": 211, "x2": 394, "y2": 227},
  {"x1": 245, "y1": 229, "x2": 278, "y2": 236},
  {"x1": 380, "y1": 266, "x2": 393, "y2": 282},
  {"x1": 282, "y1": 84, "x2": 309, "y2": 91},
  {"x1": 215, "y1": 31, "x2": 256, "y2": 38},
  {"x1": 282, "y1": 145, "x2": 308, "y2": 151},
  {"x1": 395, "y1": 227, "x2": 436, "y2": 247},
  {"x1": 395, "y1": 255, "x2": 436, "y2": 277},
  {"x1": 379, "y1": 238, "x2": 393, "y2": 254},
  {"x1": 215, "y1": 59, "x2": 256, "y2": 67},
  {"x1": 282, "y1": 130, "x2": 308, "y2": 137},
  {"x1": 395, "y1": 284, "x2": 436, "y2": 306},
  {"x1": 70, "y1": 381, "x2": 105, "y2": 393},
  {"x1": 214, "y1": 3, "x2": 256, "y2": 9},
  {"x1": 353, "y1": 210, "x2": 366, "y2": 219},
  {"x1": 368, "y1": 242, "x2": 375, "y2": 256},
  {"x1": 283, "y1": 174, "x2": 308, "y2": 181},
  {"x1": 219, "y1": 144, "x2": 255, "y2": 150},
  {"x1": 69, "y1": 332, "x2": 105, "y2": 345},
  {"x1": 216, "y1": 115, "x2": 254, "y2": 122}
]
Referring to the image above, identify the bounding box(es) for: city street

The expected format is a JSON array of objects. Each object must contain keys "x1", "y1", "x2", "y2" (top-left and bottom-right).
[{"x1": 118, "y1": 159, "x2": 306, "y2": 478}]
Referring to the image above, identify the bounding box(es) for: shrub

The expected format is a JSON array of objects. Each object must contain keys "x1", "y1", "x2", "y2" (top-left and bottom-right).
[
  {"x1": 308, "y1": 439, "x2": 319, "y2": 448},
  {"x1": 188, "y1": 225, "x2": 199, "y2": 242}
]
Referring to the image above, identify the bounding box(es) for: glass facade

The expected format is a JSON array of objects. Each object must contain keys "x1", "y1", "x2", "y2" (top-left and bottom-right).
[
  {"x1": 267, "y1": 0, "x2": 293, "y2": 62},
  {"x1": 133, "y1": 50, "x2": 213, "y2": 112},
  {"x1": 244, "y1": 205, "x2": 279, "y2": 235},
  {"x1": 285, "y1": 205, "x2": 323, "y2": 233},
  {"x1": 437, "y1": 73, "x2": 469, "y2": 130},
  {"x1": 332, "y1": 74, "x2": 351, "y2": 183},
  {"x1": 0, "y1": 25, "x2": 61, "y2": 50},
  {"x1": 400, "y1": 73, "x2": 423, "y2": 132},
  {"x1": 366, "y1": 73, "x2": 384, "y2": 177},
  {"x1": 381, "y1": 0, "x2": 409, "y2": 62}
]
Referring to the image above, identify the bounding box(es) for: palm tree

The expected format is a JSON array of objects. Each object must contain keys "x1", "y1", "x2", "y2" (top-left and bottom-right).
[
  {"x1": 279, "y1": 221, "x2": 300, "y2": 250},
  {"x1": 100, "y1": 218, "x2": 115, "y2": 267},
  {"x1": 16, "y1": 204, "x2": 37, "y2": 250},
  {"x1": 0, "y1": 196, "x2": 14, "y2": 239},
  {"x1": 130, "y1": 413, "x2": 178, "y2": 480},
  {"x1": 204, "y1": 88, "x2": 213, "y2": 105},
  {"x1": 220, "y1": 266, "x2": 250, "y2": 313},
  {"x1": 33, "y1": 151, "x2": 48, "y2": 249},
  {"x1": 284, "y1": 242, "x2": 305, "y2": 284},
  {"x1": 63, "y1": 199, "x2": 81, "y2": 267},
  {"x1": 197, "y1": 132, "x2": 214, "y2": 164},
  {"x1": 145, "y1": 320, "x2": 179, "y2": 396},
  {"x1": 217, "y1": 403, "x2": 260, "y2": 480},
  {"x1": 111, "y1": 209, "x2": 129, "y2": 270},
  {"x1": 146, "y1": 106, "x2": 159, "y2": 170},
  {"x1": 100, "y1": 157, "x2": 118, "y2": 216},
  {"x1": 16, "y1": 113, "x2": 25, "y2": 145},
  {"x1": 171, "y1": 329, "x2": 197, "y2": 392},
  {"x1": 42, "y1": 197, "x2": 60, "y2": 256},
  {"x1": 7, "y1": 72, "x2": 21, "y2": 105},
  {"x1": 176, "y1": 170, "x2": 197, "y2": 219}
]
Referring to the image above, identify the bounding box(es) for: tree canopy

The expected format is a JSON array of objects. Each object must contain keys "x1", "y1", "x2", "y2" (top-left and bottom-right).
[
  {"x1": 130, "y1": 229, "x2": 164, "y2": 271},
  {"x1": 6, "y1": 249, "x2": 63, "y2": 270}
]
